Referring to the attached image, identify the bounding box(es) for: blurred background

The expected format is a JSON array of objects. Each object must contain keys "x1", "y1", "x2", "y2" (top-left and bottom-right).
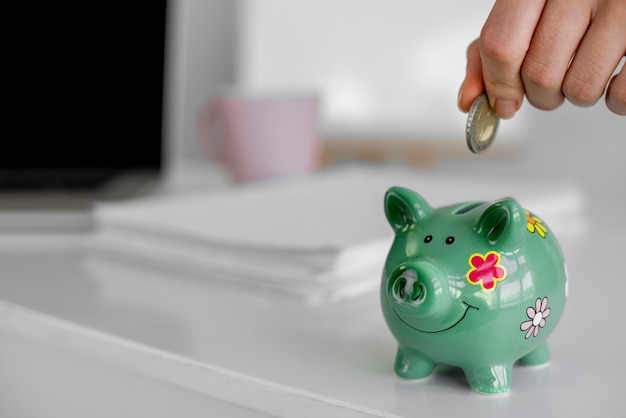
[
  {"x1": 2, "y1": 0, "x2": 623, "y2": 209},
  {"x1": 170, "y1": 0, "x2": 624, "y2": 206},
  {"x1": 171, "y1": 0, "x2": 525, "y2": 166}
]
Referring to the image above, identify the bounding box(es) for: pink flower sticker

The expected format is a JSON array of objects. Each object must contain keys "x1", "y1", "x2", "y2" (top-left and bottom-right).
[{"x1": 466, "y1": 251, "x2": 507, "y2": 291}]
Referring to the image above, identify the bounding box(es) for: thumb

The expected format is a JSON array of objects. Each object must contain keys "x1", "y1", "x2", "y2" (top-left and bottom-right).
[{"x1": 459, "y1": 39, "x2": 486, "y2": 113}]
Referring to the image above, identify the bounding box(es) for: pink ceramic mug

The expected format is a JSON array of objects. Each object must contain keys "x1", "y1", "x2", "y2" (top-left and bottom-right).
[{"x1": 197, "y1": 93, "x2": 320, "y2": 182}]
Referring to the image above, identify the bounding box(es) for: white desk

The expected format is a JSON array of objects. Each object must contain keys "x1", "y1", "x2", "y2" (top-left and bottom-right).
[
  {"x1": 1, "y1": 102, "x2": 625, "y2": 418},
  {"x1": 0, "y1": 165, "x2": 624, "y2": 418}
]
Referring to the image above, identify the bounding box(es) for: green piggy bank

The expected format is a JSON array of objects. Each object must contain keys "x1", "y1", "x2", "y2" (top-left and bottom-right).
[{"x1": 381, "y1": 187, "x2": 567, "y2": 394}]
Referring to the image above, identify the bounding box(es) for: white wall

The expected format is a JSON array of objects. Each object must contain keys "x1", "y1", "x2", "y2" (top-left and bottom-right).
[{"x1": 237, "y1": 0, "x2": 532, "y2": 143}]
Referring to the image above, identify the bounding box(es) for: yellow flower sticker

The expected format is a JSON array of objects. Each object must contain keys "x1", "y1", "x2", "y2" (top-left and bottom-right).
[{"x1": 525, "y1": 210, "x2": 547, "y2": 238}]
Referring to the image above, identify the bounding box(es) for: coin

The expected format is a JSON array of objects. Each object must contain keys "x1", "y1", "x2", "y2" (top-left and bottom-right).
[{"x1": 466, "y1": 93, "x2": 499, "y2": 154}]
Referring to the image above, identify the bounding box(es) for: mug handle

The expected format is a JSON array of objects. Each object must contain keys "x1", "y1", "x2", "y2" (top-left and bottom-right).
[{"x1": 197, "y1": 99, "x2": 231, "y2": 166}]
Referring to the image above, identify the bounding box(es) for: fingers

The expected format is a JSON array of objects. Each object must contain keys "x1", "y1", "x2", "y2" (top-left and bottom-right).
[
  {"x1": 606, "y1": 61, "x2": 626, "y2": 115},
  {"x1": 563, "y1": 0, "x2": 626, "y2": 108},
  {"x1": 458, "y1": 39, "x2": 485, "y2": 113},
  {"x1": 479, "y1": 0, "x2": 547, "y2": 118},
  {"x1": 460, "y1": 0, "x2": 626, "y2": 117},
  {"x1": 520, "y1": 0, "x2": 591, "y2": 110}
]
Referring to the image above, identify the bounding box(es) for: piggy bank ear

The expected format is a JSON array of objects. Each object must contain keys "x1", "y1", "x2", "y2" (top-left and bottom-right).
[
  {"x1": 384, "y1": 187, "x2": 433, "y2": 232},
  {"x1": 474, "y1": 198, "x2": 526, "y2": 247}
]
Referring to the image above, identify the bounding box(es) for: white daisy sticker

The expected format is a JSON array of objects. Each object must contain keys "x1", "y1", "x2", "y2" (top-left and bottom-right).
[{"x1": 520, "y1": 297, "x2": 551, "y2": 339}]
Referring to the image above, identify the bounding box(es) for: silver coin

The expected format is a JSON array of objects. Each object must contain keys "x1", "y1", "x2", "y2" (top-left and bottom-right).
[{"x1": 466, "y1": 93, "x2": 499, "y2": 154}]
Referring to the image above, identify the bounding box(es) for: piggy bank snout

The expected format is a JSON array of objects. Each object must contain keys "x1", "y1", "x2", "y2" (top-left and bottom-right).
[{"x1": 387, "y1": 261, "x2": 451, "y2": 318}]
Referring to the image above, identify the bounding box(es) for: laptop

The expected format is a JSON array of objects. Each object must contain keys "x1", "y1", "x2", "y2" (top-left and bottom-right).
[{"x1": 1, "y1": 2, "x2": 169, "y2": 230}]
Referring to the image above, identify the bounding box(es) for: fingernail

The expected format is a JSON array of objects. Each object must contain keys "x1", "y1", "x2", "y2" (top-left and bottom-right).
[
  {"x1": 494, "y1": 99, "x2": 518, "y2": 119},
  {"x1": 457, "y1": 88, "x2": 464, "y2": 111}
]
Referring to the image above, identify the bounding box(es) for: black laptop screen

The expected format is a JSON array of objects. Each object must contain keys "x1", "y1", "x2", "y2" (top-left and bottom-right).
[{"x1": 3, "y1": 2, "x2": 167, "y2": 189}]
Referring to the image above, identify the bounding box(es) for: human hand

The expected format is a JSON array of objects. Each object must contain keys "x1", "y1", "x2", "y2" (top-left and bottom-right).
[{"x1": 458, "y1": 0, "x2": 626, "y2": 118}]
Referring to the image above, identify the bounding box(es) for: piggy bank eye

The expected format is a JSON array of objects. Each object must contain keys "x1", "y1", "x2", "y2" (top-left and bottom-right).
[
  {"x1": 424, "y1": 235, "x2": 433, "y2": 243},
  {"x1": 445, "y1": 236, "x2": 455, "y2": 245}
]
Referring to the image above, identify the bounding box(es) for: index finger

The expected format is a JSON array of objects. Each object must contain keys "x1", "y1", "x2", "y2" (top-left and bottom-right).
[{"x1": 479, "y1": 0, "x2": 546, "y2": 118}]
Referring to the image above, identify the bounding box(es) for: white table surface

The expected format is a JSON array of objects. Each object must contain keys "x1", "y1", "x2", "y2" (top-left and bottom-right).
[
  {"x1": 1, "y1": 102, "x2": 625, "y2": 418},
  {"x1": 1, "y1": 163, "x2": 625, "y2": 418}
]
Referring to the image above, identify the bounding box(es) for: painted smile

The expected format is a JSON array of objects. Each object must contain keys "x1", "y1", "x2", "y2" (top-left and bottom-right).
[{"x1": 393, "y1": 302, "x2": 479, "y2": 334}]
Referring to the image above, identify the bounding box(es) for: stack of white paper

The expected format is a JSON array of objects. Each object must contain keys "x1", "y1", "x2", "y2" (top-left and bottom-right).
[{"x1": 88, "y1": 165, "x2": 586, "y2": 304}]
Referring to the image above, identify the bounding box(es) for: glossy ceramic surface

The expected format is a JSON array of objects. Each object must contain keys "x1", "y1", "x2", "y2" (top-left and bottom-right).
[{"x1": 381, "y1": 187, "x2": 567, "y2": 394}]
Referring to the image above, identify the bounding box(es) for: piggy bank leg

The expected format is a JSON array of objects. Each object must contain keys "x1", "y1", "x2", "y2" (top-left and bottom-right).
[
  {"x1": 394, "y1": 346, "x2": 436, "y2": 380},
  {"x1": 518, "y1": 342, "x2": 550, "y2": 366},
  {"x1": 464, "y1": 364, "x2": 512, "y2": 394}
]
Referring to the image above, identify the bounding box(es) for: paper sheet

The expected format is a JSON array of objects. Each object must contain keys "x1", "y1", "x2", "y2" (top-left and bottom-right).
[{"x1": 88, "y1": 165, "x2": 586, "y2": 303}]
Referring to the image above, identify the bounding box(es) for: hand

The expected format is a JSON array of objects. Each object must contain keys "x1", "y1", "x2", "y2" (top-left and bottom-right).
[{"x1": 458, "y1": 0, "x2": 626, "y2": 118}]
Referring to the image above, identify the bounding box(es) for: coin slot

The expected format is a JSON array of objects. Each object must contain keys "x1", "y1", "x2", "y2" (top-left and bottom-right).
[{"x1": 454, "y1": 202, "x2": 483, "y2": 214}]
